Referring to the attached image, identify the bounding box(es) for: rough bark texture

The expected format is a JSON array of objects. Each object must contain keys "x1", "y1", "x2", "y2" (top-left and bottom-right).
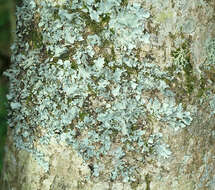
[{"x1": 1, "y1": 0, "x2": 215, "y2": 189}]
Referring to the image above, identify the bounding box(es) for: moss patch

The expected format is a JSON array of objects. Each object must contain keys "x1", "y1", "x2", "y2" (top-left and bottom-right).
[
  {"x1": 29, "y1": 27, "x2": 43, "y2": 49},
  {"x1": 145, "y1": 174, "x2": 151, "y2": 190}
]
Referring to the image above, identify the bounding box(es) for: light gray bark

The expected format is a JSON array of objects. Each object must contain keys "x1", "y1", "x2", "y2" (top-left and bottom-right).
[{"x1": 1, "y1": 0, "x2": 215, "y2": 189}]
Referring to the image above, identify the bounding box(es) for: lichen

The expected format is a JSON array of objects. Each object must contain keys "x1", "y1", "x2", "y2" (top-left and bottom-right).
[{"x1": 4, "y1": 0, "x2": 194, "y2": 183}]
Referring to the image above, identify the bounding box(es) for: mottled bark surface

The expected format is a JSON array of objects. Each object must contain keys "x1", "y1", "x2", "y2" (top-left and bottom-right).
[{"x1": 1, "y1": 0, "x2": 215, "y2": 189}]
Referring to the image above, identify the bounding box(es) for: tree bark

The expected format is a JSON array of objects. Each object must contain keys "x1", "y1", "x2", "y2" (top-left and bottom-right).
[{"x1": 1, "y1": 0, "x2": 215, "y2": 189}]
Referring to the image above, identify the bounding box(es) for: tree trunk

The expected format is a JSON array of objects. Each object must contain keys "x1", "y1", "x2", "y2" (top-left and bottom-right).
[{"x1": 1, "y1": 0, "x2": 215, "y2": 189}]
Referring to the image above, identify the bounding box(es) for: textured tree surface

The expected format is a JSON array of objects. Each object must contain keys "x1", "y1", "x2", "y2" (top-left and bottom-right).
[{"x1": 1, "y1": 0, "x2": 215, "y2": 189}]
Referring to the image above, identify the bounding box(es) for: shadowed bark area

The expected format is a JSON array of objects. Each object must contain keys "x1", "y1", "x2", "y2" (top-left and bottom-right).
[{"x1": 0, "y1": 0, "x2": 215, "y2": 189}]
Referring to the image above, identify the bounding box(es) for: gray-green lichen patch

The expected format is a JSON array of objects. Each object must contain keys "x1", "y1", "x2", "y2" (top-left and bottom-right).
[
  {"x1": 203, "y1": 38, "x2": 215, "y2": 70},
  {"x1": 4, "y1": 0, "x2": 195, "y2": 184}
]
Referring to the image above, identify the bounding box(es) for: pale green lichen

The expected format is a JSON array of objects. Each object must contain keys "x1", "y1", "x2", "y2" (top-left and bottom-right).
[{"x1": 4, "y1": 0, "x2": 194, "y2": 183}]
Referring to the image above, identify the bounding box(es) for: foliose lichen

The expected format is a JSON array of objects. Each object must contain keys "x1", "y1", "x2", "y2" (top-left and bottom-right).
[{"x1": 4, "y1": 0, "x2": 194, "y2": 183}]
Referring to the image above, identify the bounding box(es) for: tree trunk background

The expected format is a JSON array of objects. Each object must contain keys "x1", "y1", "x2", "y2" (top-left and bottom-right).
[{"x1": 1, "y1": 0, "x2": 215, "y2": 189}]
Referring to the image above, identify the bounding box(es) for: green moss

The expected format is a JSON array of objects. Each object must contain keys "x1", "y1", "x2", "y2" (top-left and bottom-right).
[
  {"x1": 196, "y1": 78, "x2": 207, "y2": 98},
  {"x1": 169, "y1": 32, "x2": 177, "y2": 40},
  {"x1": 131, "y1": 180, "x2": 139, "y2": 190},
  {"x1": 30, "y1": 28, "x2": 43, "y2": 49},
  {"x1": 111, "y1": 128, "x2": 119, "y2": 142},
  {"x1": 145, "y1": 174, "x2": 151, "y2": 190},
  {"x1": 80, "y1": 11, "x2": 104, "y2": 34},
  {"x1": 71, "y1": 60, "x2": 78, "y2": 70},
  {"x1": 26, "y1": 93, "x2": 33, "y2": 107},
  {"x1": 79, "y1": 111, "x2": 88, "y2": 121},
  {"x1": 100, "y1": 13, "x2": 110, "y2": 27},
  {"x1": 131, "y1": 125, "x2": 139, "y2": 131},
  {"x1": 171, "y1": 42, "x2": 189, "y2": 61},
  {"x1": 120, "y1": 0, "x2": 129, "y2": 7},
  {"x1": 168, "y1": 41, "x2": 199, "y2": 101},
  {"x1": 183, "y1": 61, "x2": 197, "y2": 95},
  {"x1": 53, "y1": 9, "x2": 60, "y2": 20},
  {"x1": 87, "y1": 84, "x2": 97, "y2": 96},
  {"x1": 59, "y1": 52, "x2": 70, "y2": 60}
]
